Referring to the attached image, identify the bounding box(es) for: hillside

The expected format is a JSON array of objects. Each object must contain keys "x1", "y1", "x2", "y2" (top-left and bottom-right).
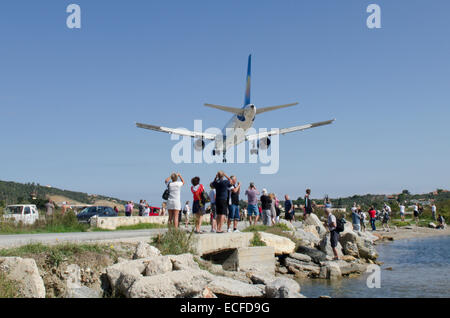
[{"x1": 0, "y1": 180, "x2": 127, "y2": 208}]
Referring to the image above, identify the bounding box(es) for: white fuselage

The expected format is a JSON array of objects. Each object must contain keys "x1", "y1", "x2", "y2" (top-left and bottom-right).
[{"x1": 214, "y1": 104, "x2": 256, "y2": 152}]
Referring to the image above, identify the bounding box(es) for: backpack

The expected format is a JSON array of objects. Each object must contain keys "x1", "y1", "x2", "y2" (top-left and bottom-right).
[
  {"x1": 336, "y1": 217, "x2": 346, "y2": 233},
  {"x1": 201, "y1": 190, "x2": 210, "y2": 205}
]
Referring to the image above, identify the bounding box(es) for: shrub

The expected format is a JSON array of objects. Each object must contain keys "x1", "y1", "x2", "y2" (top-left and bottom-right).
[
  {"x1": 250, "y1": 232, "x2": 266, "y2": 247},
  {"x1": 151, "y1": 228, "x2": 197, "y2": 255}
]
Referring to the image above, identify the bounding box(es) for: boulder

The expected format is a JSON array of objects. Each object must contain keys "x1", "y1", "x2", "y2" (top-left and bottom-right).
[
  {"x1": 284, "y1": 258, "x2": 321, "y2": 276},
  {"x1": 65, "y1": 286, "x2": 101, "y2": 298},
  {"x1": 265, "y1": 277, "x2": 302, "y2": 298},
  {"x1": 0, "y1": 257, "x2": 45, "y2": 298},
  {"x1": 168, "y1": 254, "x2": 200, "y2": 271},
  {"x1": 289, "y1": 253, "x2": 312, "y2": 263},
  {"x1": 133, "y1": 242, "x2": 161, "y2": 259},
  {"x1": 357, "y1": 231, "x2": 378, "y2": 242},
  {"x1": 319, "y1": 234, "x2": 344, "y2": 258},
  {"x1": 259, "y1": 232, "x2": 295, "y2": 255},
  {"x1": 303, "y1": 213, "x2": 327, "y2": 237},
  {"x1": 296, "y1": 246, "x2": 327, "y2": 264},
  {"x1": 248, "y1": 271, "x2": 277, "y2": 285},
  {"x1": 356, "y1": 238, "x2": 378, "y2": 260},
  {"x1": 342, "y1": 241, "x2": 359, "y2": 257},
  {"x1": 278, "y1": 219, "x2": 296, "y2": 231},
  {"x1": 128, "y1": 269, "x2": 214, "y2": 298},
  {"x1": 319, "y1": 261, "x2": 341, "y2": 280},
  {"x1": 294, "y1": 228, "x2": 320, "y2": 247},
  {"x1": 106, "y1": 258, "x2": 148, "y2": 292},
  {"x1": 428, "y1": 222, "x2": 437, "y2": 229},
  {"x1": 208, "y1": 276, "x2": 264, "y2": 297},
  {"x1": 62, "y1": 264, "x2": 81, "y2": 289},
  {"x1": 144, "y1": 256, "x2": 173, "y2": 276}
]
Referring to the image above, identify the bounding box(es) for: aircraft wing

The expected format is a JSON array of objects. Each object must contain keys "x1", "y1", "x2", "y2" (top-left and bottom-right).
[
  {"x1": 245, "y1": 119, "x2": 335, "y2": 141},
  {"x1": 136, "y1": 123, "x2": 217, "y2": 140}
]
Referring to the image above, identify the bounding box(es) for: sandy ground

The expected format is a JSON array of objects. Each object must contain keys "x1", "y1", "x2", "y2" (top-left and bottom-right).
[{"x1": 369, "y1": 225, "x2": 450, "y2": 241}]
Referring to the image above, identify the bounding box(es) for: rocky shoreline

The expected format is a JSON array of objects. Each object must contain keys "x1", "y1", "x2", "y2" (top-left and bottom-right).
[{"x1": 1, "y1": 213, "x2": 448, "y2": 298}]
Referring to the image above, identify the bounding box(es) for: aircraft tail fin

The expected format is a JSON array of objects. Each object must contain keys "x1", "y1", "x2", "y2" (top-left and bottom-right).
[{"x1": 244, "y1": 54, "x2": 251, "y2": 106}]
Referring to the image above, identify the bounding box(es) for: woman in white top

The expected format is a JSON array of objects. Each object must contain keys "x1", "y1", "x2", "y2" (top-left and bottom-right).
[{"x1": 165, "y1": 172, "x2": 185, "y2": 228}]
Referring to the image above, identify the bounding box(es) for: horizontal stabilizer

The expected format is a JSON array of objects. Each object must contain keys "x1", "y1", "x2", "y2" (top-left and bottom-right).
[
  {"x1": 204, "y1": 103, "x2": 244, "y2": 115},
  {"x1": 256, "y1": 102, "x2": 299, "y2": 115}
]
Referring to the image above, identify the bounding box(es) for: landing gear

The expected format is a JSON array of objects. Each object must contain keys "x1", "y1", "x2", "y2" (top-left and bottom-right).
[{"x1": 222, "y1": 152, "x2": 227, "y2": 163}]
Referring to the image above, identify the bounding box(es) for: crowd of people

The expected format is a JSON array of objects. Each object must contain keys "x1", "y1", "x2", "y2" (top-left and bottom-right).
[
  {"x1": 116, "y1": 173, "x2": 447, "y2": 236},
  {"x1": 162, "y1": 171, "x2": 305, "y2": 234}
]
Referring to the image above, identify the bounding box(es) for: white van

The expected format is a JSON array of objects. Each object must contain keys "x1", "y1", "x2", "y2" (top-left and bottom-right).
[{"x1": 3, "y1": 204, "x2": 40, "y2": 225}]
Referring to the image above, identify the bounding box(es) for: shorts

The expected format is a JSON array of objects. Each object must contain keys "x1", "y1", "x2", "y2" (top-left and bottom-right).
[
  {"x1": 330, "y1": 230, "x2": 339, "y2": 248},
  {"x1": 285, "y1": 211, "x2": 293, "y2": 220},
  {"x1": 216, "y1": 199, "x2": 228, "y2": 215},
  {"x1": 228, "y1": 204, "x2": 240, "y2": 220},
  {"x1": 125, "y1": 211, "x2": 131, "y2": 217},
  {"x1": 247, "y1": 204, "x2": 258, "y2": 216},
  {"x1": 414, "y1": 211, "x2": 419, "y2": 217},
  {"x1": 192, "y1": 201, "x2": 205, "y2": 215}
]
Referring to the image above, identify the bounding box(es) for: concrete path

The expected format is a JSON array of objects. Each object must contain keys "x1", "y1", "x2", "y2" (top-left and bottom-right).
[{"x1": 0, "y1": 222, "x2": 251, "y2": 249}]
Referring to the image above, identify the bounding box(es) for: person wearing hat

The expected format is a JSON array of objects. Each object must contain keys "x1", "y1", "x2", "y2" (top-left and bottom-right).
[{"x1": 260, "y1": 189, "x2": 272, "y2": 226}]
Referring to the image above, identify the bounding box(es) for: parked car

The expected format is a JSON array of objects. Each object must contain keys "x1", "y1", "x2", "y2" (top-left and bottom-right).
[
  {"x1": 3, "y1": 204, "x2": 40, "y2": 225},
  {"x1": 143, "y1": 206, "x2": 161, "y2": 216},
  {"x1": 76, "y1": 206, "x2": 117, "y2": 223}
]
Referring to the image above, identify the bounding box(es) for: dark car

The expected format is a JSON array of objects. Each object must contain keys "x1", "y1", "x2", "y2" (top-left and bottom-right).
[{"x1": 77, "y1": 206, "x2": 117, "y2": 223}]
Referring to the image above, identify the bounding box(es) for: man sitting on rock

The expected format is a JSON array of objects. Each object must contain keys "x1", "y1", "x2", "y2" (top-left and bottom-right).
[{"x1": 324, "y1": 207, "x2": 340, "y2": 260}]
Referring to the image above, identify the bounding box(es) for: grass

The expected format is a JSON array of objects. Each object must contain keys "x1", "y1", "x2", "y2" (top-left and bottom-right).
[
  {"x1": 0, "y1": 242, "x2": 119, "y2": 267},
  {"x1": 243, "y1": 222, "x2": 302, "y2": 249},
  {"x1": 115, "y1": 223, "x2": 167, "y2": 231},
  {"x1": 243, "y1": 222, "x2": 291, "y2": 233},
  {"x1": 151, "y1": 227, "x2": 197, "y2": 255},
  {"x1": 0, "y1": 211, "x2": 88, "y2": 235},
  {"x1": 249, "y1": 232, "x2": 266, "y2": 247},
  {"x1": 0, "y1": 273, "x2": 20, "y2": 298}
]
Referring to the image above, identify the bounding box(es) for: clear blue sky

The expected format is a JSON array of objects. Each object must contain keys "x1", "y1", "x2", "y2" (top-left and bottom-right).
[{"x1": 1, "y1": 0, "x2": 449, "y2": 204}]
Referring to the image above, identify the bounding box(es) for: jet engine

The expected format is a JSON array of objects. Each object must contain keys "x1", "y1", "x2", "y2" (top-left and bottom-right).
[
  {"x1": 194, "y1": 139, "x2": 205, "y2": 151},
  {"x1": 257, "y1": 137, "x2": 271, "y2": 150}
]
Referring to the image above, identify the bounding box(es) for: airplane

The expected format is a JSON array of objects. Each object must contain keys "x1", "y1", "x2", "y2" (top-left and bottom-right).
[{"x1": 136, "y1": 55, "x2": 335, "y2": 162}]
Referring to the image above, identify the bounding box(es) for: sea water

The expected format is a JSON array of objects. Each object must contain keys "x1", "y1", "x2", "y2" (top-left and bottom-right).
[{"x1": 298, "y1": 235, "x2": 450, "y2": 298}]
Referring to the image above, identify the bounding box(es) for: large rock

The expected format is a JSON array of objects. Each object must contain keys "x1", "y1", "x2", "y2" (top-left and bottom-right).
[
  {"x1": 296, "y1": 246, "x2": 327, "y2": 264},
  {"x1": 65, "y1": 286, "x2": 101, "y2": 298},
  {"x1": 62, "y1": 264, "x2": 82, "y2": 289},
  {"x1": 106, "y1": 258, "x2": 150, "y2": 294},
  {"x1": 319, "y1": 234, "x2": 344, "y2": 258},
  {"x1": 128, "y1": 269, "x2": 214, "y2": 298},
  {"x1": 278, "y1": 219, "x2": 296, "y2": 231},
  {"x1": 168, "y1": 254, "x2": 200, "y2": 271},
  {"x1": 0, "y1": 257, "x2": 45, "y2": 298},
  {"x1": 335, "y1": 260, "x2": 368, "y2": 276},
  {"x1": 284, "y1": 257, "x2": 321, "y2": 276},
  {"x1": 357, "y1": 231, "x2": 378, "y2": 242},
  {"x1": 356, "y1": 238, "x2": 378, "y2": 260},
  {"x1": 144, "y1": 256, "x2": 173, "y2": 276},
  {"x1": 259, "y1": 232, "x2": 295, "y2": 255},
  {"x1": 339, "y1": 232, "x2": 360, "y2": 257},
  {"x1": 428, "y1": 222, "x2": 437, "y2": 229},
  {"x1": 303, "y1": 213, "x2": 327, "y2": 237},
  {"x1": 294, "y1": 228, "x2": 320, "y2": 247},
  {"x1": 222, "y1": 247, "x2": 275, "y2": 274},
  {"x1": 193, "y1": 232, "x2": 253, "y2": 255},
  {"x1": 208, "y1": 276, "x2": 264, "y2": 297},
  {"x1": 133, "y1": 242, "x2": 161, "y2": 259},
  {"x1": 289, "y1": 253, "x2": 312, "y2": 263},
  {"x1": 342, "y1": 241, "x2": 359, "y2": 257},
  {"x1": 320, "y1": 262, "x2": 341, "y2": 280},
  {"x1": 265, "y1": 277, "x2": 303, "y2": 298}
]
